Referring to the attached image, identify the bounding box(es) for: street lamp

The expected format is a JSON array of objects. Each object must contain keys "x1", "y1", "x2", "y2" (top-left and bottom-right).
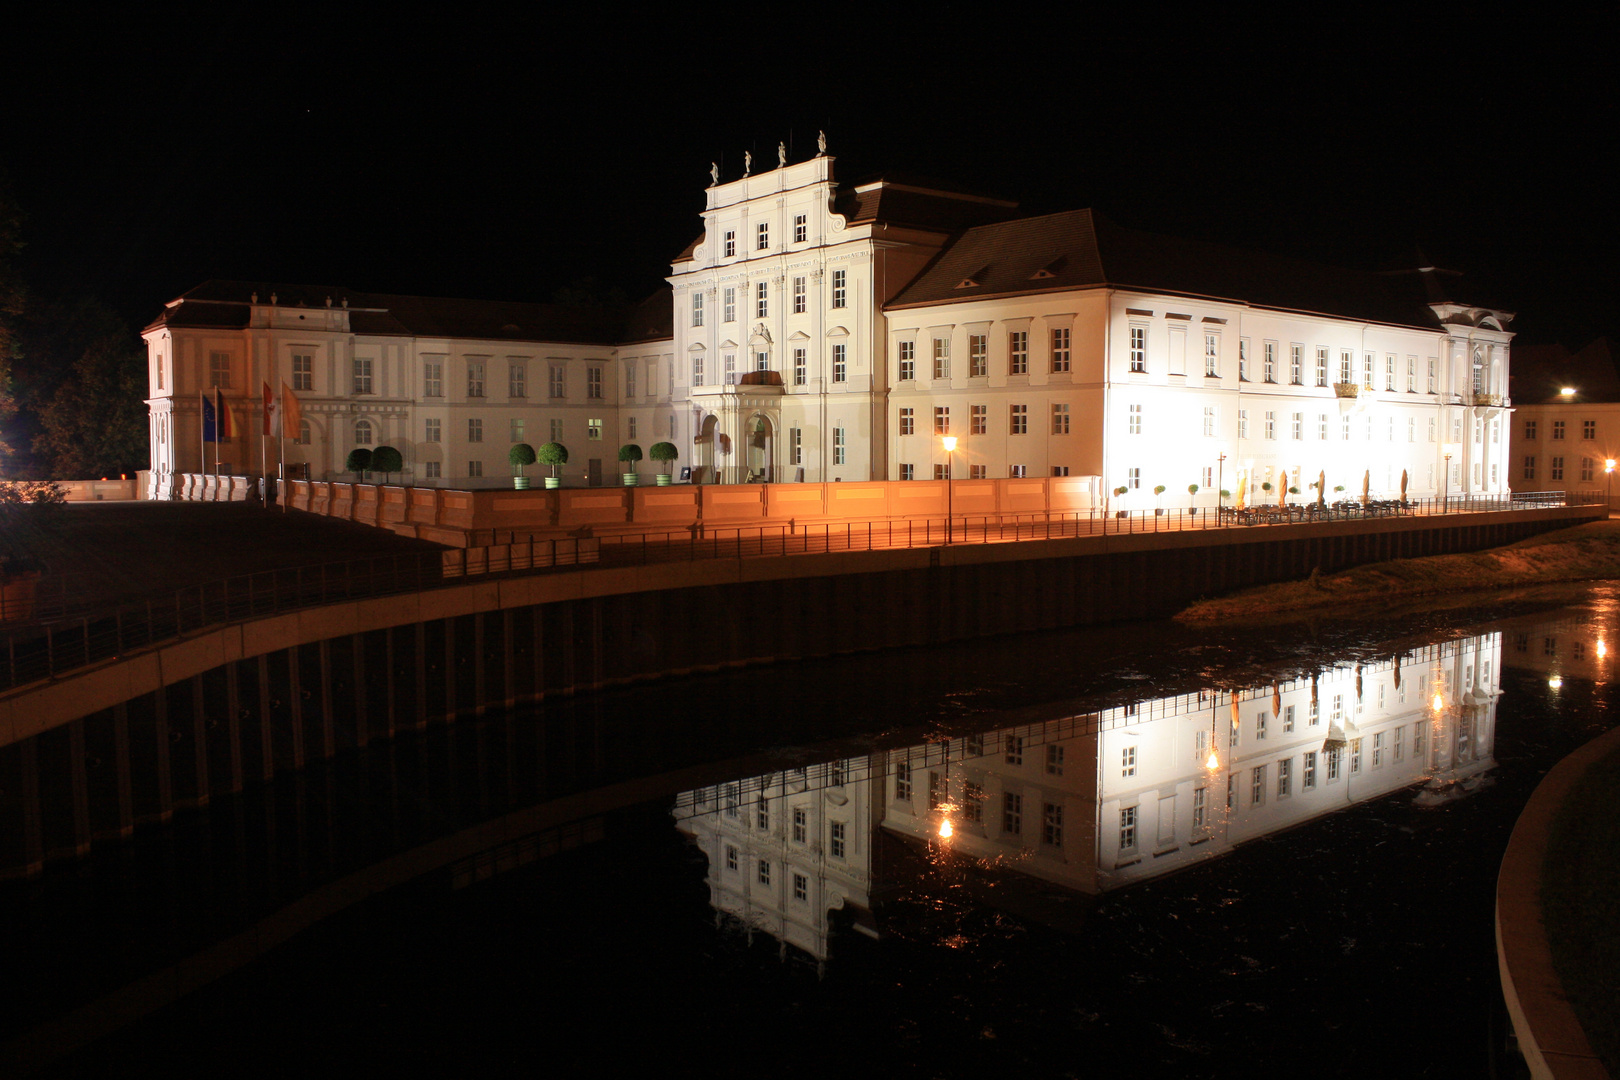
[
  {"x1": 1441, "y1": 442, "x2": 1461, "y2": 512},
  {"x1": 1606, "y1": 458, "x2": 1615, "y2": 511},
  {"x1": 941, "y1": 435, "x2": 957, "y2": 544},
  {"x1": 1217, "y1": 452, "x2": 1227, "y2": 519}
]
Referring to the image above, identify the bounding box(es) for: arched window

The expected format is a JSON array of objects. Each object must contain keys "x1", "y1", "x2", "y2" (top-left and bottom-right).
[
  {"x1": 298, "y1": 418, "x2": 312, "y2": 445},
  {"x1": 355, "y1": 419, "x2": 373, "y2": 445}
]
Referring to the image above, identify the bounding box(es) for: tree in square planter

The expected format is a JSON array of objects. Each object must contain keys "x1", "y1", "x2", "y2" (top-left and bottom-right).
[
  {"x1": 509, "y1": 443, "x2": 537, "y2": 489},
  {"x1": 649, "y1": 441, "x2": 679, "y2": 486},
  {"x1": 371, "y1": 445, "x2": 403, "y2": 485},
  {"x1": 1153, "y1": 484, "x2": 1167, "y2": 515},
  {"x1": 537, "y1": 441, "x2": 568, "y2": 489},
  {"x1": 1113, "y1": 484, "x2": 1129, "y2": 518},
  {"x1": 1187, "y1": 483, "x2": 1200, "y2": 513},
  {"x1": 618, "y1": 443, "x2": 643, "y2": 486},
  {"x1": 345, "y1": 448, "x2": 373, "y2": 480}
]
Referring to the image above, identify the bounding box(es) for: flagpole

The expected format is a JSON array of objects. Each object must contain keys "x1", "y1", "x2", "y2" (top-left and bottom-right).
[
  {"x1": 198, "y1": 391, "x2": 205, "y2": 499},
  {"x1": 260, "y1": 390, "x2": 268, "y2": 507},
  {"x1": 278, "y1": 384, "x2": 287, "y2": 513}
]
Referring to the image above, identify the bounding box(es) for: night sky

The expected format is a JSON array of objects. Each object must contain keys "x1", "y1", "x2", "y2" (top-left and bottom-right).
[{"x1": 3, "y1": 9, "x2": 1616, "y2": 347}]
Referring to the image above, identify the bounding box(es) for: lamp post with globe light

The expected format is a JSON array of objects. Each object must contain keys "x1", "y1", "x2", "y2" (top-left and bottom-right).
[{"x1": 1607, "y1": 458, "x2": 1615, "y2": 512}]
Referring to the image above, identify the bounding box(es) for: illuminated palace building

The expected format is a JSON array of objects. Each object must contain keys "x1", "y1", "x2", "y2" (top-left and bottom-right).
[
  {"x1": 144, "y1": 146, "x2": 1516, "y2": 502},
  {"x1": 674, "y1": 633, "x2": 1501, "y2": 961}
]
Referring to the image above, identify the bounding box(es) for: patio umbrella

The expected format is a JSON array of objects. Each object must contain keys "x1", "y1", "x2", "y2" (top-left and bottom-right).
[
  {"x1": 1400, "y1": 469, "x2": 1408, "y2": 502},
  {"x1": 1355, "y1": 664, "x2": 1364, "y2": 702},
  {"x1": 1278, "y1": 473, "x2": 1287, "y2": 506},
  {"x1": 1318, "y1": 470, "x2": 1326, "y2": 508},
  {"x1": 1393, "y1": 654, "x2": 1402, "y2": 690},
  {"x1": 1362, "y1": 469, "x2": 1370, "y2": 505},
  {"x1": 1235, "y1": 473, "x2": 1247, "y2": 510},
  {"x1": 1230, "y1": 690, "x2": 1240, "y2": 733},
  {"x1": 1272, "y1": 683, "x2": 1282, "y2": 718}
]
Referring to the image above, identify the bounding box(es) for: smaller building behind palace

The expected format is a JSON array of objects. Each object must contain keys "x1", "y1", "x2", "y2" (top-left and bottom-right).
[{"x1": 143, "y1": 145, "x2": 1517, "y2": 505}]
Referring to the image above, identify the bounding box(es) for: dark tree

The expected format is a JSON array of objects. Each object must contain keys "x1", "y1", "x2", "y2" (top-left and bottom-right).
[
  {"x1": 0, "y1": 174, "x2": 26, "y2": 470},
  {"x1": 31, "y1": 304, "x2": 147, "y2": 479}
]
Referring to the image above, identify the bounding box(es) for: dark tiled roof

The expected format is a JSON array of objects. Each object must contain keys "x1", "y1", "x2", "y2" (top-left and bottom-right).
[
  {"x1": 147, "y1": 280, "x2": 669, "y2": 346},
  {"x1": 834, "y1": 175, "x2": 1020, "y2": 234},
  {"x1": 1510, "y1": 339, "x2": 1620, "y2": 403},
  {"x1": 673, "y1": 231, "x2": 704, "y2": 263},
  {"x1": 888, "y1": 209, "x2": 1450, "y2": 329},
  {"x1": 621, "y1": 287, "x2": 674, "y2": 344}
]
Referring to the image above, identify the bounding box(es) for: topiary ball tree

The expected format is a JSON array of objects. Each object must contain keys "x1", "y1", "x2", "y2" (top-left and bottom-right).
[
  {"x1": 537, "y1": 441, "x2": 569, "y2": 479},
  {"x1": 509, "y1": 442, "x2": 537, "y2": 476},
  {"x1": 371, "y1": 445, "x2": 403, "y2": 483},
  {"x1": 618, "y1": 443, "x2": 643, "y2": 466},
  {"x1": 649, "y1": 441, "x2": 679, "y2": 474},
  {"x1": 345, "y1": 448, "x2": 373, "y2": 476}
]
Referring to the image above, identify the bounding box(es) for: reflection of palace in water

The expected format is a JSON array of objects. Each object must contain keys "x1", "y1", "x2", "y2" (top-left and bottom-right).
[{"x1": 675, "y1": 633, "x2": 1500, "y2": 960}]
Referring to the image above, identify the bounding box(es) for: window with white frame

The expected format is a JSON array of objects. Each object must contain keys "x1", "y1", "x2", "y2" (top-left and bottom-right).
[
  {"x1": 692, "y1": 292, "x2": 703, "y2": 327},
  {"x1": 510, "y1": 418, "x2": 524, "y2": 443},
  {"x1": 209, "y1": 351, "x2": 232, "y2": 389},
  {"x1": 1339, "y1": 350, "x2": 1352, "y2": 384},
  {"x1": 1192, "y1": 786, "x2": 1207, "y2": 827},
  {"x1": 624, "y1": 363, "x2": 635, "y2": 399},
  {"x1": 833, "y1": 427, "x2": 845, "y2": 465},
  {"x1": 756, "y1": 281, "x2": 767, "y2": 318},
  {"x1": 1523, "y1": 456, "x2": 1536, "y2": 480},
  {"x1": 793, "y1": 348, "x2": 806, "y2": 385},
  {"x1": 1129, "y1": 326, "x2": 1147, "y2": 372},
  {"x1": 354, "y1": 419, "x2": 373, "y2": 445},
  {"x1": 792, "y1": 873, "x2": 807, "y2": 901},
  {"x1": 1319, "y1": 413, "x2": 1329, "y2": 440},
  {"x1": 1122, "y1": 746, "x2": 1137, "y2": 776},
  {"x1": 1128, "y1": 466, "x2": 1140, "y2": 489},
  {"x1": 467, "y1": 460, "x2": 483, "y2": 477},
  {"x1": 794, "y1": 214, "x2": 807, "y2": 243},
  {"x1": 468, "y1": 418, "x2": 483, "y2": 443},
  {"x1": 1277, "y1": 758, "x2": 1291, "y2": 796},
  {"x1": 1129, "y1": 403, "x2": 1142, "y2": 435},
  {"x1": 1238, "y1": 409, "x2": 1248, "y2": 439},
  {"x1": 723, "y1": 287, "x2": 735, "y2": 322},
  {"x1": 832, "y1": 344, "x2": 846, "y2": 382},
  {"x1": 424, "y1": 418, "x2": 441, "y2": 442},
  {"x1": 933, "y1": 338, "x2": 950, "y2": 379},
  {"x1": 587, "y1": 365, "x2": 602, "y2": 400},
  {"x1": 1203, "y1": 406, "x2": 1215, "y2": 437},
  {"x1": 1202, "y1": 465, "x2": 1214, "y2": 488},
  {"x1": 509, "y1": 361, "x2": 527, "y2": 399},
  {"x1": 1582, "y1": 457, "x2": 1595, "y2": 482},
  {"x1": 1205, "y1": 334, "x2": 1219, "y2": 376},
  {"x1": 1315, "y1": 346, "x2": 1328, "y2": 387},
  {"x1": 1406, "y1": 356, "x2": 1416, "y2": 392},
  {"x1": 1265, "y1": 411, "x2": 1276, "y2": 439},
  {"x1": 1239, "y1": 338, "x2": 1250, "y2": 380},
  {"x1": 1010, "y1": 403, "x2": 1027, "y2": 435},
  {"x1": 292, "y1": 352, "x2": 314, "y2": 391},
  {"x1": 1427, "y1": 357, "x2": 1437, "y2": 393},
  {"x1": 756, "y1": 222, "x2": 769, "y2": 250},
  {"x1": 1119, "y1": 806, "x2": 1137, "y2": 851},
  {"x1": 1284, "y1": 705, "x2": 1295, "y2": 732},
  {"x1": 829, "y1": 821, "x2": 846, "y2": 859},
  {"x1": 971, "y1": 464, "x2": 987, "y2": 479},
  {"x1": 423, "y1": 460, "x2": 440, "y2": 478},
  {"x1": 1251, "y1": 765, "x2": 1266, "y2": 805},
  {"x1": 467, "y1": 361, "x2": 485, "y2": 398},
  {"x1": 970, "y1": 334, "x2": 988, "y2": 377},
  {"x1": 1303, "y1": 750, "x2": 1316, "y2": 788},
  {"x1": 1327, "y1": 747, "x2": 1341, "y2": 781},
  {"x1": 1385, "y1": 354, "x2": 1396, "y2": 391},
  {"x1": 793, "y1": 276, "x2": 806, "y2": 314},
  {"x1": 725, "y1": 845, "x2": 737, "y2": 871},
  {"x1": 1290, "y1": 344, "x2": 1302, "y2": 384},
  {"x1": 722, "y1": 230, "x2": 737, "y2": 257},
  {"x1": 548, "y1": 364, "x2": 565, "y2": 399},
  {"x1": 1009, "y1": 330, "x2": 1029, "y2": 375},
  {"x1": 899, "y1": 463, "x2": 914, "y2": 480},
  {"x1": 1006, "y1": 735, "x2": 1023, "y2": 765},
  {"x1": 790, "y1": 427, "x2": 801, "y2": 465},
  {"x1": 832, "y1": 269, "x2": 846, "y2": 308},
  {"x1": 898, "y1": 341, "x2": 915, "y2": 381},
  {"x1": 934, "y1": 406, "x2": 950, "y2": 435},
  {"x1": 587, "y1": 418, "x2": 602, "y2": 441},
  {"x1": 971, "y1": 404, "x2": 987, "y2": 435},
  {"x1": 692, "y1": 355, "x2": 704, "y2": 387},
  {"x1": 1364, "y1": 353, "x2": 1375, "y2": 390},
  {"x1": 899, "y1": 407, "x2": 914, "y2": 436},
  {"x1": 1051, "y1": 403, "x2": 1070, "y2": 435},
  {"x1": 1046, "y1": 744, "x2": 1064, "y2": 775},
  {"x1": 353, "y1": 357, "x2": 373, "y2": 394},
  {"x1": 1584, "y1": 419, "x2": 1597, "y2": 440},
  {"x1": 1010, "y1": 464, "x2": 1026, "y2": 478},
  {"x1": 1051, "y1": 327, "x2": 1071, "y2": 373},
  {"x1": 1263, "y1": 341, "x2": 1276, "y2": 382}
]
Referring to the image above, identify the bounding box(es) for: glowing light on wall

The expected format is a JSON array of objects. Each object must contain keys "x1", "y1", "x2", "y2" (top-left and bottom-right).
[
  {"x1": 1560, "y1": 387, "x2": 1577, "y2": 397},
  {"x1": 1548, "y1": 676, "x2": 1563, "y2": 689}
]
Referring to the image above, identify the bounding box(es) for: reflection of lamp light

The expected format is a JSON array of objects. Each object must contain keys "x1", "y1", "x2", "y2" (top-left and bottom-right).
[
  {"x1": 1599, "y1": 640, "x2": 1608, "y2": 659},
  {"x1": 1549, "y1": 676, "x2": 1563, "y2": 689},
  {"x1": 1432, "y1": 693, "x2": 1444, "y2": 712},
  {"x1": 938, "y1": 817, "x2": 954, "y2": 840}
]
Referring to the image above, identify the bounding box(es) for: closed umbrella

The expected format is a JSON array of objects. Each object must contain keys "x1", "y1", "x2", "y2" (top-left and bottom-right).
[
  {"x1": 1272, "y1": 683, "x2": 1282, "y2": 718},
  {"x1": 1235, "y1": 473, "x2": 1248, "y2": 511},
  {"x1": 1318, "y1": 470, "x2": 1326, "y2": 508},
  {"x1": 1362, "y1": 469, "x2": 1370, "y2": 505},
  {"x1": 1400, "y1": 469, "x2": 1408, "y2": 503},
  {"x1": 1278, "y1": 472, "x2": 1288, "y2": 506}
]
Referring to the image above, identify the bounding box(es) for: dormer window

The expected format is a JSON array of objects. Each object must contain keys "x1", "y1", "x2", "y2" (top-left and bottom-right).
[
  {"x1": 1030, "y1": 256, "x2": 1067, "y2": 280},
  {"x1": 956, "y1": 265, "x2": 990, "y2": 289},
  {"x1": 724, "y1": 231, "x2": 736, "y2": 258}
]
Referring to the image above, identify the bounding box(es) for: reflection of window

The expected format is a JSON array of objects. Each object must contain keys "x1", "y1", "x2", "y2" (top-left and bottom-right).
[
  {"x1": 1122, "y1": 746, "x2": 1137, "y2": 776},
  {"x1": 1043, "y1": 802, "x2": 1063, "y2": 846},
  {"x1": 1119, "y1": 806, "x2": 1137, "y2": 850},
  {"x1": 1303, "y1": 751, "x2": 1316, "y2": 788},
  {"x1": 964, "y1": 782, "x2": 983, "y2": 823},
  {"x1": 1003, "y1": 792, "x2": 1022, "y2": 835},
  {"x1": 893, "y1": 761, "x2": 911, "y2": 802},
  {"x1": 793, "y1": 873, "x2": 807, "y2": 901},
  {"x1": 1192, "y1": 787, "x2": 1207, "y2": 827},
  {"x1": 793, "y1": 807, "x2": 808, "y2": 842},
  {"x1": 829, "y1": 822, "x2": 846, "y2": 859},
  {"x1": 1005, "y1": 735, "x2": 1023, "y2": 765},
  {"x1": 1047, "y1": 744, "x2": 1064, "y2": 775}
]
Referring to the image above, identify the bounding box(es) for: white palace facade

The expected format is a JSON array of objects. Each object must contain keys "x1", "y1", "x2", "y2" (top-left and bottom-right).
[{"x1": 143, "y1": 148, "x2": 1516, "y2": 504}]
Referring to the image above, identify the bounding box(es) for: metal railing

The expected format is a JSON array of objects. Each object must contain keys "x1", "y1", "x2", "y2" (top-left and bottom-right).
[{"x1": 0, "y1": 491, "x2": 1597, "y2": 694}]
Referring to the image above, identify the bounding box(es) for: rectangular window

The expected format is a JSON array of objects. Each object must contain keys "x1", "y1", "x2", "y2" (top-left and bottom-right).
[
  {"x1": 627, "y1": 416, "x2": 637, "y2": 440},
  {"x1": 1046, "y1": 744, "x2": 1064, "y2": 776},
  {"x1": 587, "y1": 366, "x2": 602, "y2": 400},
  {"x1": 548, "y1": 364, "x2": 565, "y2": 399},
  {"x1": 1328, "y1": 747, "x2": 1342, "y2": 781},
  {"x1": 832, "y1": 344, "x2": 847, "y2": 383},
  {"x1": 1010, "y1": 403, "x2": 1027, "y2": 435},
  {"x1": 1364, "y1": 353, "x2": 1375, "y2": 390},
  {"x1": 1585, "y1": 419, "x2": 1597, "y2": 440},
  {"x1": 793, "y1": 348, "x2": 806, "y2": 385},
  {"x1": 725, "y1": 845, "x2": 737, "y2": 871},
  {"x1": 1119, "y1": 806, "x2": 1137, "y2": 851},
  {"x1": 510, "y1": 418, "x2": 524, "y2": 443},
  {"x1": 963, "y1": 782, "x2": 983, "y2": 823},
  {"x1": 550, "y1": 418, "x2": 564, "y2": 442},
  {"x1": 793, "y1": 873, "x2": 807, "y2": 902},
  {"x1": 587, "y1": 418, "x2": 602, "y2": 441},
  {"x1": 1303, "y1": 751, "x2": 1317, "y2": 789},
  {"x1": 928, "y1": 771, "x2": 943, "y2": 810},
  {"x1": 353, "y1": 357, "x2": 373, "y2": 394},
  {"x1": 467, "y1": 460, "x2": 483, "y2": 477},
  {"x1": 1284, "y1": 705, "x2": 1295, "y2": 732},
  {"x1": 894, "y1": 761, "x2": 911, "y2": 802},
  {"x1": 1052, "y1": 403, "x2": 1070, "y2": 435},
  {"x1": 1315, "y1": 346, "x2": 1328, "y2": 387},
  {"x1": 1205, "y1": 334, "x2": 1219, "y2": 376},
  {"x1": 1427, "y1": 357, "x2": 1438, "y2": 393},
  {"x1": 468, "y1": 418, "x2": 483, "y2": 443},
  {"x1": 1321, "y1": 413, "x2": 1330, "y2": 440},
  {"x1": 422, "y1": 461, "x2": 440, "y2": 478},
  {"x1": 1010, "y1": 464, "x2": 1026, "y2": 478},
  {"x1": 1523, "y1": 456, "x2": 1536, "y2": 480},
  {"x1": 1251, "y1": 765, "x2": 1266, "y2": 805},
  {"x1": 898, "y1": 341, "x2": 915, "y2": 381},
  {"x1": 1407, "y1": 356, "x2": 1417, "y2": 392},
  {"x1": 971, "y1": 404, "x2": 987, "y2": 435},
  {"x1": 723, "y1": 287, "x2": 735, "y2": 322},
  {"x1": 691, "y1": 355, "x2": 704, "y2": 387},
  {"x1": 467, "y1": 361, "x2": 485, "y2": 398},
  {"x1": 1582, "y1": 457, "x2": 1595, "y2": 482},
  {"x1": 1129, "y1": 403, "x2": 1142, "y2": 435},
  {"x1": 292, "y1": 353, "x2": 313, "y2": 392},
  {"x1": 509, "y1": 362, "x2": 526, "y2": 399},
  {"x1": 1238, "y1": 409, "x2": 1248, "y2": 439},
  {"x1": 756, "y1": 222, "x2": 769, "y2": 250},
  {"x1": 1043, "y1": 803, "x2": 1063, "y2": 847},
  {"x1": 1395, "y1": 727, "x2": 1406, "y2": 762},
  {"x1": 933, "y1": 338, "x2": 950, "y2": 379},
  {"x1": 1290, "y1": 344, "x2": 1302, "y2": 384},
  {"x1": 832, "y1": 269, "x2": 846, "y2": 308},
  {"x1": 833, "y1": 427, "x2": 845, "y2": 465},
  {"x1": 624, "y1": 364, "x2": 636, "y2": 399},
  {"x1": 757, "y1": 859, "x2": 771, "y2": 886},
  {"x1": 1129, "y1": 327, "x2": 1147, "y2": 372},
  {"x1": 899, "y1": 407, "x2": 914, "y2": 436},
  {"x1": 1050, "y1": 328, "x2": 1071, "y2": 373},
  {"x1": 1552, "y1": 456, "x2": 1564, "y2": 481},
  {"x1": 1264, "y1": 341, "x2": 1276, "y2": 382},
  {"x1": 1553, "y1": 420, "x2": 1566, "y2": 440},
  {"x1": 1385, "y1": 354, "x2": 1396, "y2": 391},
  {"x1": 1239, "y1": 338, "x2": 1250, "y2": 380},
  {"x1": 934, "y1": 406, "x2": 951, "y2": 435},
  {"x1": 424, "y1": 360, "x2": 443, "y2": 398},
  {"x1": 790, "y1": 427, "x2": 801, "y2": 465},
  {"x1": 1339, "y1": 350, "x2": 1352, "y2": 384},
  {"x1": 1372, "y1": 732, "x2": 1385, "y2": 768},
  {"x1": 793, "y1": 276, "x2": 806, "y2": 314},
  {"x1": 209, "y1": 351, "x2": 232, "y2": 389},
  {"x1": 757, "y1": 795, "x2": 769, "y2": 831},
  {"x1": 1003, "y1": 792, "x2": 1022, "y2": 835},
  {"x1": 1277, "y1": 758, "x2": 1292, "y2": 797},
  {"x1": 1350, "y1": 738, "x2": 1362, "y2": 774},
  {"x1": 1257, "y1": 712, "x2": 1268, "y2": 740},
  {"x1": 1009, "y1": 331, "x2": 1028, "y2": 375},
  {"x1": 1122, "y1": 745, "x2": 1137, "y2": 777},
  {"x1": 971, "y1": 464, "x2": 987, "y2": 479},
  {"x1": 1204, "y1": 406, "x2": 1216, "y2": 437},
  {"x1": 1265, "y1": 411, "x2": 1276, "y2": 439},
  {"x1": 899, "y1": 463, "x2": 915, "y2": 480},
  {"x1": 425, "y1": 418, "x2": 441, "y2": 443},
  {"x1": 1292, "y1": 413, "x2": 1303, "y2": 439},
  {"x1": 756, "y1": 281, "x2": 768, "y2": 318},
  {"x1": 723, "y1": 231, "x2": 735, "y2": 257},
  {"x1": 794, "y1": 214, "x2": 807, "y2": 243},
  {"x1": 1005, "y1": 735, "x2": 1023, "y2": 765},
  {"x1": 1128, "y1": 466, "x2": 1140, "y2": 489},
  {"x1": 692, "y1": 292, "x2": 703, "y2": 327},
  {"x1": 1192, "y1": 786, "x2": 1207, "y2": 828},
  {"x1": 970, "y1": 334, "x2": 988, "y2": 377},
  {"x1": 829, "y1": 822, "x2": 845, "y2": 859}
]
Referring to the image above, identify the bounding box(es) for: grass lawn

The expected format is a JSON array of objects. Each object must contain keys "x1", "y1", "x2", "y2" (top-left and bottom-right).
[{"x1": 1541, "y1": 743, "x2": 1620, "y2": 1076}]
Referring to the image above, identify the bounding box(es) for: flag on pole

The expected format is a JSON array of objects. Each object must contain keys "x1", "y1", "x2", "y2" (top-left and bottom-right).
[
  {"x1": 200, "y1": 391, "x2": 217, "y2": 442},
  {"x1": 281, "y1": 383, "x2": 303, "y2": 439},
  {"x1": 263, "y1": 382, "x2": 275, "y2": 437},
  {"x1": 216, "y1": 388, "x2": 237, "y2": 440}
]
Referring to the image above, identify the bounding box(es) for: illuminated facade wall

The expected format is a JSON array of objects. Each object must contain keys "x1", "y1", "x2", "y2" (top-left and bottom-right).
[{"x1": 1509, "y1": 401, "x2": 1620, "y2": 499}]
